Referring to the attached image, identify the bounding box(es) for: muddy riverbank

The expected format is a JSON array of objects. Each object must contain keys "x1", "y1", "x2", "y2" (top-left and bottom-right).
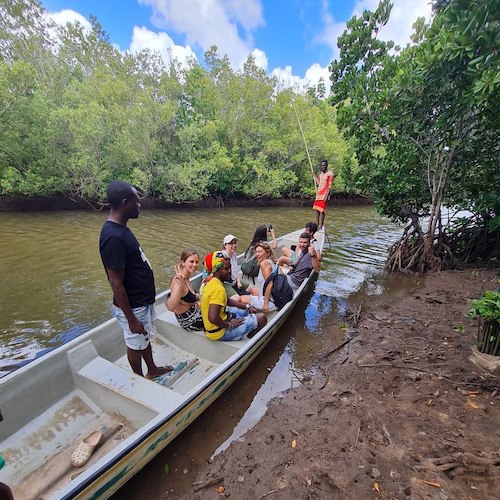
[
  {"x1": 0, "y1": 193, "x2": 370, "y2": 212},
  {"x1": 173, "y1": 269, "x2": 499, "y2": 500}
]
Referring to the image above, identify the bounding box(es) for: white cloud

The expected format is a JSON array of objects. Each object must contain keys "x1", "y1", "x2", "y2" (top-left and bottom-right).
[
  {"x1": 222, "y1": 0, "x2": 265, "y2": 31},
  {"x1": 304, "y1": 63, "x2": 331, "y2": 90},
  {"x1": 129, "y1": 26, "x2": 197, "y2": 70},
  {"x1": 46, "y1": 9, "x2": 92, "y2": 33},
  {"x1": 250, "y1": 48, "x2": 268, "y2": 71},
  {"x1": 268, "y1": 0, "x2": 433, "y2": 94},
  {"x1": 139, "y1": 0, "x2": 264, "y2": 67},
  {"x1": 313, "y1": 0, "x2": 346, "y2": 61},
  {"x1": 271, "y1": 63, "x2": 331, "y2": 95},
  {"x1": 271, "y1": 66, "x2": 305, "y2": 92},
  {"x1": 316, "y1": 0, "x2": 433, "y2": 62},
  {"x1": 353, "y1": 0, "x2": 432, "y2": 48}
]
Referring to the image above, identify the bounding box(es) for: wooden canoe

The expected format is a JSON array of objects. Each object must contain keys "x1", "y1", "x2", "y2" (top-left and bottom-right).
[{"x1": 0, "y1": 228, "x2": 324, "y2": 499}]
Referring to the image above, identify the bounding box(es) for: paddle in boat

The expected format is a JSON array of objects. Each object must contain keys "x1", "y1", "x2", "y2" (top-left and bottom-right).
[{"x1": 0, "y1": 228, "x2": 325, "y2": 499}]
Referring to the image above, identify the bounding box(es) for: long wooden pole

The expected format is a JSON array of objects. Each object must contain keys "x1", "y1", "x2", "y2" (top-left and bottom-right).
[
  {"x1": 292, "y1": 102, "x2": 318, "y2": 194},
  {"x1": 292, "y1": 102, "x2": 333, "y2": 247}
]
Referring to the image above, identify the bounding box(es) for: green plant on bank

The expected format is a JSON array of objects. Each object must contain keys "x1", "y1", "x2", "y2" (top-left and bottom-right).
[{"x1": 468, "y1": 290, "x2": 500, "y2": 355}]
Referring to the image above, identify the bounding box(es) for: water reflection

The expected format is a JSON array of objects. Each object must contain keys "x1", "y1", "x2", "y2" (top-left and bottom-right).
[{"x1": 212, "y1": 340, "x2": 303, "y2": 457}]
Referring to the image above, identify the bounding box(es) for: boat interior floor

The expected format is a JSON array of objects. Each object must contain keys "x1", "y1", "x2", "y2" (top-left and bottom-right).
[
  {"x1": 1, "y1": 313, "x2": 266, "y2": 499},
  {"x1": 3, "y1": 391, "x2": 133, "y2": 500}
]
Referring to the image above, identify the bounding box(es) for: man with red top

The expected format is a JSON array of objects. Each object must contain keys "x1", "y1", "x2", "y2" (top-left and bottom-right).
[{"x1": 313, "y1": 159, "x2": 336, "y2": 230}]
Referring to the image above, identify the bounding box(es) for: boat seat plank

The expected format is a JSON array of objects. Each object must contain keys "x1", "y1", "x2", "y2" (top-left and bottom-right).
[
  {"x1": 67, "y1": 341, "x2": 182, "y2": 423},
  {"x1": 112, "y1": 332, "x2": 221, "y2": 395},
  {"x1": 1, "y1": 390, "x2": 133, "y2": 499},
  {"x1": 155, "y1": 311, "x2": 240, "y2": 364}
]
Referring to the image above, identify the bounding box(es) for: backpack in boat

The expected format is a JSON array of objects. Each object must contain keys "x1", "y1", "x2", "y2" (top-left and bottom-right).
[
  {"x1": 263, "y1": 270, "x2": 294, "y2": 310},
  {"x1": 241, "y1": 248, "x2": 260, "y2": 277}
]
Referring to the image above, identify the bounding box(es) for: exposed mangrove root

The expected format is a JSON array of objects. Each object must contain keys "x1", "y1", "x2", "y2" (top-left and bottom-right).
[
  {"x1": 387, "y1": 232, "x2": 456, "y2": 274},
  {"x1": 387, "y1": 211, "x2": 498, "y2": 274},
  {"x1": 347, "y1": 302, "x2": 363, "y2": 325}
]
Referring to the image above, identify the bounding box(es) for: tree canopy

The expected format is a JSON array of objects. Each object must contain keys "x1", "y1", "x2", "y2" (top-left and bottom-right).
[
  {"x1": 329, "y1": 0, "x2": 499, "y2": 271},
  {"x1": 0, "y1": 0, "x2": 354, "y2": 203}
]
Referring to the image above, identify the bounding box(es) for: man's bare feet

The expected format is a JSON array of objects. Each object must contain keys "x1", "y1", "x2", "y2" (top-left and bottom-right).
[{"x1": 146, "y1": 365, "x2": 173, "y2": 379}]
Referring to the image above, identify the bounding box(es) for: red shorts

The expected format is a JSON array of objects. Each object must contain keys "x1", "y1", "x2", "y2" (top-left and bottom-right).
[{"x1": 313, "y1": 199, "x2": 327, "y2": 213}]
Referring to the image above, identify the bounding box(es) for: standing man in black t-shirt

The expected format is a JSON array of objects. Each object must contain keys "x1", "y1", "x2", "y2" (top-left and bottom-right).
[{"x1": 99, "y1": 181, "x2": 172, "y2": 378}]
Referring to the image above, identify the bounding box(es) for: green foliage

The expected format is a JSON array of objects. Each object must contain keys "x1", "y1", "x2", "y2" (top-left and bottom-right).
[
  {"x1": 468, "y1": 290, "x2": 500, "y2": 355},
  {"x1": 468, "y1": 291, "x2": 500, "y2": 323},
  {"x1": 329, "y1": 0, "x2": 499, "y2": 271},
  {"x1": 0, "y1": 2, "x2": 356, "y2": 201}
]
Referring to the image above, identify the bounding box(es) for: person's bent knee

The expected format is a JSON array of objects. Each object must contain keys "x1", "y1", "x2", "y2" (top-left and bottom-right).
[
  {"x1": 281, "y1": 247, "x2": 291, "y2": 257},
  {"x1": 256, "y1": 312, "x2": 267, "y2": 326}
]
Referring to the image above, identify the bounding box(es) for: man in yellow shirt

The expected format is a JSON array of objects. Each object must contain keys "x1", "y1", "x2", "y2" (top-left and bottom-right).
[{"x1": 201, "y1": 251, "x2": 267, "y2": 341}]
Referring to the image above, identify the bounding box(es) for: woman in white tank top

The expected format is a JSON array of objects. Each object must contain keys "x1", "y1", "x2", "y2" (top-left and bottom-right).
[{"x1": 249, "y1": 241, "x2": 277, "y2": 313}]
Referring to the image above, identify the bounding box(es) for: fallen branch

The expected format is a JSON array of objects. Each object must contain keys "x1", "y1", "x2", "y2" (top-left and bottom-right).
[
  {"x1": 192, "y1": 476, "x2": 224, "y2": 492},
  {"x1": 258, "y1": 488, "x2": 280, "y2": 499},
  {"x1": 319, "y1": 367, "x2": 329, "y2": 390},
  {"x1": 427, "y1": 452, "x2": 494, "y2": 474},
  {"x1": 349, "y1": 425, "x2": 361, "y2": 451},
  {"x1": 320, "y1": 334, "x2": 358, "y2": 360}
]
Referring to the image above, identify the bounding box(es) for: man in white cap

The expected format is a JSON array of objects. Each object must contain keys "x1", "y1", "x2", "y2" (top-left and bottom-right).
[{"x1": 221, "y1": 234, "x2": 255, "y2": 301}]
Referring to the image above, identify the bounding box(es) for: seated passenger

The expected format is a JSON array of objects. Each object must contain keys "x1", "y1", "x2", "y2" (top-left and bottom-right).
[
  {"x1": 221, "y1": 234, "x2": 256, "y2": 303},
  {"x1": 166, "y1": 249, "x2": 204, "y2": 331},
  {"x1": 241, "y1": 224, "x2": 277, "y2": 282},
  {"x1": 284, "y1": 233, "x2": 321, "y2": 291},
  {"x1": 278, "y1": 222, "x2": 321, "y2": 267},
  {"x1": 249, "y1": 224, "x2": 277, "y2": 249},
  {"x1": 304, "y1": 222, "x2": 322, "y2": 260},
  {"x1": 248, "y1": 241, "x2": 278, "y2": 313},
  {"x1": 200, "y1": 251, "x2": 267, "y2": 341}
]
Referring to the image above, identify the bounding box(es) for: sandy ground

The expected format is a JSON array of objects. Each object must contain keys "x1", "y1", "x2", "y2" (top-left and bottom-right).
[{"x1": 178, "y1": 269, "x2": 499, "y2": 500}]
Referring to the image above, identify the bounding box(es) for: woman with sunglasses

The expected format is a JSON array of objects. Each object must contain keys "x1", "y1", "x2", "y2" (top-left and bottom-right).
[{"x1": 241, "y1": 224, "x2": 277, "y2": 282}]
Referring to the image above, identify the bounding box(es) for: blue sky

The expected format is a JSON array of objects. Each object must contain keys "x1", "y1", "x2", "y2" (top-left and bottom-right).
[{"x1": 42, "y1": 0, "x2": 432, "y2": 90}]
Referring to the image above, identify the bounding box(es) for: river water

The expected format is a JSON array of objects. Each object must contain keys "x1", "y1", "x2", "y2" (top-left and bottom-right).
[{"x1": 0, "y1": 205, "x2": 405, "y2": 496}]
